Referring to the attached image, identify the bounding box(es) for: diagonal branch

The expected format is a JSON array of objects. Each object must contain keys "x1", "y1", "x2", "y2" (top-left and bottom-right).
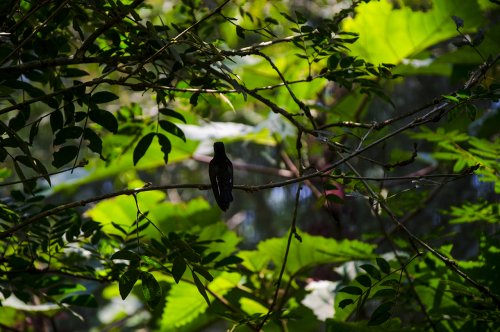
[{"x1": 343, "y1": 158, "x2": 500, "y2": 308}]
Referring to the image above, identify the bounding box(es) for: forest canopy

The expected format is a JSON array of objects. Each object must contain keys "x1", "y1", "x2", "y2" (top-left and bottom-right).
[{"x1": 0, "y1": 0, "x2": 499, "y2": 331}]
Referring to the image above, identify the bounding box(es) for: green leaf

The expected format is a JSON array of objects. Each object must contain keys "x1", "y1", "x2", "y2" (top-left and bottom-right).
[
  {"x1": 50, "y1": 110, "x2": 64, "y2": 133},
  {"x1": 327, "y1": 54, "x2": 340, "y2": 70},
  {"x1": 133, "y1": 133, "x2": 155, "y2": 166},
  {"x1": 61, "y1": 294, "x2": 98, "y2": 307},
  {"x1": 201, "y1": 252, "x2": 221, "y2": 265},
  {"x1": 193, "y1": 266, "x2": 214, "y2": 282},
  {"x1": 13, "y1": 159, "x2": 34, "y2": 194},
  {"x1": 380, "y1": 279, "x2": 399, "y2": 288},
  {"x1": 376, "y1": 257, "x2": 391, "y2": 274},
  {"x1": 111, "y1": 249, "x2": 141, "y2": 261},
  {"x1": 119, "y1": 269, "x2": 140, "y2": 300},
  {"x1": 236, "y1": 25, "x2": 245, "y2": 39},
  {"x1": 159, "y1": 120, "x2": 186, "y2": 142},
  {"x1": 340, "y1": 56, "x2": 354, "y2": 68},
  {"x1": 214, "y1": 255, "x2": 243, "y2": 268},
  {"x1": 141, "y1": 255, "x2": 165, "y2": 270},
  {"x1": 342, "y1": 0, "x2": 483, "y2": 64},
  {"x1": 326, "y1": 193, "x2": 344, "y2": 204},
  {"x1": 54, "y1": 126, "x2": 83, "y2": 145},
  {"x1": 141, "y1": 271, "x2": 162, "y2": 307},
  {"x1": 257, "y1": 233, "x2": 375, "y2": 276},
  {"x1": 159, "y1": 108, "x2": 186, "y2": 123},
  {"x1": 92, "y1": 91, "x2": 119, "y2": 104},
  {"x1": 192, "y1": 271, "x2": 210, "y2": 305},
  {"x1": 443, "y1": 94, "x2": 460, "y2": 103},
  {"x1": 161, "y1": 273, "x2": 240, "y2": 330},
  {"x1": 294, "y1": 10, "x2": 307, "y2": 24},
  {"x1": 89, "y1": 109, "x2": 118, "y2": 133},
  {"x1": 339, "y1": 298, "x2": 354, "y2": 309},
  {"x1": 189, "y1": 92, "x2": 199, "y2": 106},
  {"x1": 368, "y1": 301, "x2": 393, "y2": 326},
  {"x1": 373, "y1": 288, "x2": 397, "y2": 299},
  {"x1": 466, "y1": 103, "x2": 477, "y2": 121},
  {"x1": 339, "y1": 286, "x2": 362, "y2": 295},
  {"x1": 61, "y1": 68, "x2": 90, "y2": 77},
  {"x1": 52, "y1": 145, "x2": 79, "y2": 168},
  {"x1": 83, "y1": 128, "x2": 103, "y2": 158},
  {"x1": 0, "y1": 146, "x2": 7, "y2": 162},
  {"x1": 356, "y1": 274, "x2": 372, "y2": 287},
  {"x1": 360, "y1": 264, "x2": 381, "y2": 280},
  {"x1": 9, "y1": 80, "x2": 45, "y2": 98},
  {"x1": 29, "y1": 119, "x2": 41, "y2": 145},
  {"x1": 157, "y1": 133, "x2": 171, "y2": 165},
  {"x1": 172, "y1": 256, "x2": 186, "y2": 284},
  {"x1": 451, "y1": 15, "x2": 464, "y2": 29}
]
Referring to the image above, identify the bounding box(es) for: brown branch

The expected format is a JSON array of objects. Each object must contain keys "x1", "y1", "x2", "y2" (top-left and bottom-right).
[
  {"x1": 254, "y1": 50, "x2": 316, "y2": 129},
  {"x1": 193, "y1": 154, "x2": 294, "y2": 178},
  {"x1": 0, "y1": 183, "x2": 209, "y2": 240},
  {"x1": 0, "y1": 100, "x2": 471, "y2": 241}
]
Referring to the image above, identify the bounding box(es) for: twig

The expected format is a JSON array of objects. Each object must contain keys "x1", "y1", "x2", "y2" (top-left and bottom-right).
[
  {"x1": 74, "y1": 0, "x2": 145, "y2": 59},
  {"x1": 258, "y1": 184, "x2": 302, "y2": 330},
  {"x1": 255, "y1": 51, "x2": 316, "y2": 129},
  {"x1": 343, "y1": 158, "x2": 500, "y2": 308},
  {"x1": 0, "y1": 0, "x2": 72, "y2": 66},
  {"x1": 121, "y1": 0, "x2": 231, "y2": 81}
]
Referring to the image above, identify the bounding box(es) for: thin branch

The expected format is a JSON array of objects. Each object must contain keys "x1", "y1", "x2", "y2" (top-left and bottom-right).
[
  {"x1": 368, "y1": 188, "x2": 437, "y2": 331},
  {"x1": 343, "y1": 158, "x2": 500, "y2": 308},
  {"x1": 0, "y1": 55, "x2": 140, "y2": 75},
  {"x1": 193, "y1": 154, "x2": 294, "y2": 178},
  {"x1": 258, "y1": 184, "x2": 302, "y2": 330},
  {"x1": 1, "y1": 268, "x2": 111, "y2": 282},
  {"x1": 0, "y1": 0, "x2": 72, "y2": 66},
  {"x1": 0, "y1": 183, "x2": 208, "y2": 240},
  {"x1": 255, "y1": 50, "x2": 316, "y2": 129},
  {"x1": 121, "y1": 0, "x2": 231, "y2": 82},
  {"x1": 74, "y1": 0, "x2": 145, "y2": 58},
  {"x1": 0, "y1": 161, "x2": 88, "y2": 187}
]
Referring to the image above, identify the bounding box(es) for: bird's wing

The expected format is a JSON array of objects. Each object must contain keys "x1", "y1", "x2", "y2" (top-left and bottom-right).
[{"x1": 209, "y1": 160, "x2": 220, "y2": 197}]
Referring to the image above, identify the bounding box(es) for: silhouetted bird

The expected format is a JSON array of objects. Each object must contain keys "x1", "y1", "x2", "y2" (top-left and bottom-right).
[{"x1": 209, "y1": 142, "x2": 233, "y2": 211}]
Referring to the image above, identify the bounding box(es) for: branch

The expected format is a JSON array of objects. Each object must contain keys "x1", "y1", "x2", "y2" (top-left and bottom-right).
[
  {"x1": 0, "y1": 0, "x2": 72, "y2": 66},
  {"x1": 74, "y1": 0, "x2": 146, "y2": 59},
  {"x1": 121, "y1": 0, "x2": 231, "y2": 81},
  {"x1": 1, "y1": 268, "x2": 111, "y2": 283},
  {"x1": 255, "y1": 50, "x2": 316, "y2": 129},
  {"x1": 0, "y1": 183, "x2": 209, "y2": 240},
  {"x1": 343, "y1": 157, "x2": 500, "y2": 308},
  {"x1": 0, "y1": 55, "x2": 140, "y2": 75},
  {"x1": 258, "y1": 184, "x2": 302, "y2": 330},
  {"x1": 0, "y1": 161, "x2": 88, "y2": 187}
]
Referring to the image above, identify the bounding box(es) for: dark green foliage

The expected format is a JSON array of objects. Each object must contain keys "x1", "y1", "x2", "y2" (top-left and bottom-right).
[{"x1": 0, "y1": 0, "x2": 499, "y2": 331}]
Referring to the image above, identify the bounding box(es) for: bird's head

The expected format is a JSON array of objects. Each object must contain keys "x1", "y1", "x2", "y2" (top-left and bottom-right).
[{"x1": 214, "y1": 142, "x2": 226, "y2": 155}]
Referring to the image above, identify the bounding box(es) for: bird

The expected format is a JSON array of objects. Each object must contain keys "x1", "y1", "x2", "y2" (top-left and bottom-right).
[{"x1": 209, "y1": 142, "x2": 233, "y2": 211}]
